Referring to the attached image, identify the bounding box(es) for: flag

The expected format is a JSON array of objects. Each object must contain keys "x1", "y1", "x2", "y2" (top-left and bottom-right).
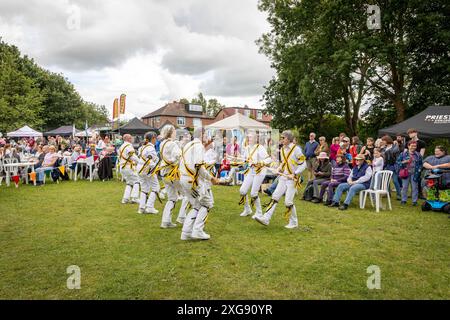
[
  {"x1": 113, "y1": 98, "x2": 119, "y2": 120},
  {"x1": 59, "y1": 166, "x2": 66, "y2": 176},
  {"x1": 29, "y1": 172, "x2": 36, "y2": 182},
  {"x1": 120, "y1": 94, "x2": 126, "y2": 114},
  {"x1": 72, "y1": 124, "x2": 76, "y2": 138},
  {"x1": 12, "y1": 175, "x2": 20, "y2": 188},
  {"x1": 85, "y1": 120, "x2": 89, "y2": 140}
]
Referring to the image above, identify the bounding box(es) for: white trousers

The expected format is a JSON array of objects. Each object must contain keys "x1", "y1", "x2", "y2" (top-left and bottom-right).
[
  {"x1": 121, "y1": 168, "x2": 140, "y2": 200},
  {"x1": 180, "y1": 176, "x2": 214, "y2": 235},
  {"x1": 161, "y1": 179, "x2": 185, "y2": 224},
  {"x1": 239, "y1": 170, "x2": 266, "y2": 215},
  {"x1": 138, "y1": 174, "x2": 160, "y2": 210},
  {"x1": 263, "y1": 176, "x2": 298, "y2": 226}
]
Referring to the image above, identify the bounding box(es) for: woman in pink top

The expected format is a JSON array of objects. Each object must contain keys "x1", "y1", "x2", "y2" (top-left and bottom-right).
[{"x1": 329, "y1": 137, "x2": 340, "y2": 163}]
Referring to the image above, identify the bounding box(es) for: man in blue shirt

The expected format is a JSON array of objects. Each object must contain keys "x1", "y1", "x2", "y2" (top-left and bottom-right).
[{"x1": 304, "y1": 132, "x2": 319, "y2": 181}]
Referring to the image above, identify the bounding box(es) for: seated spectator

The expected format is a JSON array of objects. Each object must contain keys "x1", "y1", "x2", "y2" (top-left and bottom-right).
[
  {"x1": 69, "y1": 145, "x2": 82, "y2": 170},
  {"x1": 422, "y1": 145, "x2": 450, "y2": 196},
  {"x1": 35, "y1": 145, "x2": 59, "y2": 185},
  {"x1": 308, "y1": 152, "x2": 331, "y2": 202},
  {"x1": 329, "y1": 154, "x2": 373, "y2": 210},
  {"x1": 397, "y1": 141, "x2": 423, "y2": 206},
  {"x1": 315, "y1": 155, "x2": 351, "y2": 205}
]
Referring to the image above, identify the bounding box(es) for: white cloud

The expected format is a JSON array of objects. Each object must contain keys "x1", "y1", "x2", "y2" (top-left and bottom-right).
[{"x1": 0, "y1": 0, "x2": 274, "y2": 117}]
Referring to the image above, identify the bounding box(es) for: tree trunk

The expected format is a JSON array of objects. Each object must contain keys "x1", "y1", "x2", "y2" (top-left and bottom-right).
[{"x1": 394, "y1": 97, "x2": 406, "y2": 123}]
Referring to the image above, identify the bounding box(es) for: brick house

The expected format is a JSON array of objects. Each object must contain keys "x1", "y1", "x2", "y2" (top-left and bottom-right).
[
  {"x1": 141, "y1": 101, "x2": 216, "y2": 129},
  {"x1": 214, "y1": 106, "x2": 272, "y2": 126},
  {"x1": 141, "y1": 102, "x2": 272, "y2": 129}
]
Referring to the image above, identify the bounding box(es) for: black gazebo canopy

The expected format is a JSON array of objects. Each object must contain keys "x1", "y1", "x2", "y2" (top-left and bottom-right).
[
  {"x1": 379, "y1": 106, "x2": 450, "y2": 138},
  {"x1": 44, "y1": 125, "x2": 79, "y2": 137},
  {"x1": 116, "y1": 117, "x2": 159, "y2": 135}
]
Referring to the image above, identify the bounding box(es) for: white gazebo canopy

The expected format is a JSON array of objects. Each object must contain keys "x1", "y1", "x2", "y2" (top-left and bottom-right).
[
  {"x1": 7, "y1": 125, "x2": 43, "y2": 138},
  {"x1": 75, "y1": 129, "x2": 95, "y2": 137},
  {"x1": 206, "y1": 112, "x2": 270, "y2": 130}
]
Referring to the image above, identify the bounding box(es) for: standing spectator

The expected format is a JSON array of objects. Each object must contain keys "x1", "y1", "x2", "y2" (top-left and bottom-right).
[
  {"x1": 330, "y1": 154, "x2": 373, "y2": 210},
  {"x1": 394, "y1": 134, "x2": 406, "y2": 153},
  {"x1": 315, "y1": 136, "x2": 329, "y2": 157},
  {"x1": 304, "y1": 132, "x2": 319, "y2": 181},
  {"x1": 382, "y1": 135, "x2": 402, "y2": 200},
  {"x1": 372, "y1": 148, "x2": 384, "y2": 174},
  {"x1": 360, "y1": 137, "x2": 375, "y2": 164},
  {"x1": 319, "y1": 155, "x2": 351, "y2": 206},
  {"x1": 337, "y1": 137, "x2": 351, "y2": 164},
  {"x1": 226, "y1": 136, "x2": 240, "y2": 158},
  {"x1": 407, "y1": 128, "x2": 426, "y2": 156},
  {"x1": 329, "y1": 137, "x2": 340, "y2": 164},
  {"x1": 349, "y1": 136, "x2": 363, "y2": 167},
  {"x1": 397, "y1": 141, "x2": 423, "y2": 206}
]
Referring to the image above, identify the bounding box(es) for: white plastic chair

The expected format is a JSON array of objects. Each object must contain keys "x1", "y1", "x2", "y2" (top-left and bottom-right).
[
  {"x1": 3, "y1": 158, "x2": 19, "y2": 187},
  {"x1": 0, "y1": 159, "x2": 4, "y2": 186},
  {"x1": 85, "y1": 156, "x2": 96, "y2": 182},
  {"x1": 360, "y1": 170, "x2": 393, "y2": 212}
]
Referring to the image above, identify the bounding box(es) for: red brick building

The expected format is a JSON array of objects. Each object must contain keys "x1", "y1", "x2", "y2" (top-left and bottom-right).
[
  {"x1": 141, "y1": 102, "x2": 272, "y2": 129},
  {"x1": 141, "y1": 102, "x2": 216, "y2": 129}
]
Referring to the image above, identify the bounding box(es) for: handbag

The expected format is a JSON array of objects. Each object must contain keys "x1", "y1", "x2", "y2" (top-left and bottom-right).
[
  {"x1": 399, "y1": 152, "x2": 411, "y2": 179},
  {"x1": 399, "y1": 168, "x2": 409, "y2": 179}
]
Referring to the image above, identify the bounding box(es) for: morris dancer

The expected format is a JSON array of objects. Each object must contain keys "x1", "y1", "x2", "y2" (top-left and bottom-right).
[
  {"x1": 180, "y1": 128, "x2": 218, "y2": 240},
  {"x1": 235, "y1": 131, "x2": 272, "y2": 219},
  {"x1": 118, "y1": 134, "x2": 140, "y2": 204},
  {"x1": 136, "y1": 131, "x2": 160, "y2": 214},
  {"x1": 158, "y1": 125, "x2": 185, "y2": 228},
  {"x1": 255, "y1": 130, "x2": 306, "y2": 229}
]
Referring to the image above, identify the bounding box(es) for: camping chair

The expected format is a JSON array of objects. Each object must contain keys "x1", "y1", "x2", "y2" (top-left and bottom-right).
[
  {"x1": 360, "y1": 170, "x2": 393, "y2": 213},
  {"x1": 3, "y1": 158, "x2": 19, "y2": 187}
]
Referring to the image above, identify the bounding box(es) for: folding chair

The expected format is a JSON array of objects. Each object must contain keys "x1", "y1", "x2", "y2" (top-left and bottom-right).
[{"x1": 360, "y1": 170, "x2": 393, "y2": 213}]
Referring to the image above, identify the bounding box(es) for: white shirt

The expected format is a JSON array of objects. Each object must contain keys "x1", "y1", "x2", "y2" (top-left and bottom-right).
[
  {"x1": 280, "y1": 143, "x2": 307, "y2": 175},
  {"x1": 159, "y1": 139, "x2": 181, "y2": 177},
  {"x1": 372, "y1": 156, "x2": 384, "y2": 173},
  {"x1": 136, "y1": 143, "x2": 159, "y2": 175},
  {"x1": 118, "y1": 141, "x2": 139, "y2": 169},
  {"x1": 180, "y1": 138, "x2": 213, "y2": 183}
]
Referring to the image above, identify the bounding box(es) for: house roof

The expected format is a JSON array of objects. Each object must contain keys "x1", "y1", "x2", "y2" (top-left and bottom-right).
[
  {"x1": 142, "y1": 102, "x2": 214, "y2": 119},
  {"x1": 206, "y1": 113, "x2": 270, "y2": 130}
]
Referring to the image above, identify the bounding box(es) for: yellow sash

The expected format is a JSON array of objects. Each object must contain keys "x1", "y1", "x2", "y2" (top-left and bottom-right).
[{"x1": 159, "y1": 140, "x2": 180, "y2": 181}]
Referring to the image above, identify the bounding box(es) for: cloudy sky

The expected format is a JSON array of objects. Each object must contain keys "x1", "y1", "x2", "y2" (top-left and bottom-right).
[{"x1": 0, "y1": 0, "x2": 274, "y2": 119}]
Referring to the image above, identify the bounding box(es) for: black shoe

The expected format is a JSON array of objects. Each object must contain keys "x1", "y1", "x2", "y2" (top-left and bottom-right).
[
  {"x1": 338, "y1": 204, "x2": 348, "y2": 211},
  {"x1": 263, "y1": 189, "x2": 272, "y2": 196},
  {"x1": 329, "y1": 202, "x2": 339, "y2": 207},
  {"x1": 311, "y1": 198, "x2": 322, "y2": 204},
  {"x1": 324, "y1": 200, "x2": 332, "y2": 206},
  {"x1": 401, "y1": 201, "x2": 406, "y2": 205}
]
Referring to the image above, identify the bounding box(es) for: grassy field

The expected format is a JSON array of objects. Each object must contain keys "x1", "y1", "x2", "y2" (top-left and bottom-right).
[{"x1": 0, "y1": 178, "x2": 449, "y2": 300}]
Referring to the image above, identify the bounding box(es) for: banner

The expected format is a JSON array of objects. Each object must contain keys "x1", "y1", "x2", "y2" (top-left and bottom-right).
[
  {"x1": 113, "y1": 98, "x2": 119, "y2": 120},
  {"x1": 120, "y1": 94, "x2": 126, "y2": 114}
]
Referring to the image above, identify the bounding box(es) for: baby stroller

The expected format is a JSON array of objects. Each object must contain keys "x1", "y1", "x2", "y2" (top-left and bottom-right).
[{"x1": 421, "y1": 169, "x2": 450, "y2": 214}]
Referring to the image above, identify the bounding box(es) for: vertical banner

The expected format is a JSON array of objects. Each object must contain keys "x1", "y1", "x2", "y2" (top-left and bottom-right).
[
  {"x1": 113, "y1": 98, "x2": 119, "y2": 120},
  {"x1": 120, "y1": 94, "x2": 126, "y2": 114}
]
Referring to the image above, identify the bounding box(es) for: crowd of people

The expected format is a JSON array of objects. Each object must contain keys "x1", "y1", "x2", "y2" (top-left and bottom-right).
[{"x1": 1, "y1": 125, "x2": 449, "y2": 240}]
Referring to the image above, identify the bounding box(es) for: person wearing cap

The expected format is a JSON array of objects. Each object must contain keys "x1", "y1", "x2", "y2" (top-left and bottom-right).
[
  {"x1": 329, "y1": 154, "x2": 373, "y2": 210},
  {"x1": 309, "y1": 152, "x2": 332, "y2": 203},
  {"x1": 136, "y1": 131, "x2": 160, "y2": 215},
  {"x1": 254, "y1": 130, "x2": 306, "y2": 229}
]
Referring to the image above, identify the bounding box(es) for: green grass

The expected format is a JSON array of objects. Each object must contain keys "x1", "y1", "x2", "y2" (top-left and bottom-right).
[{"x1": 0, "y1": 178, "x2": 449, "y2": 300}]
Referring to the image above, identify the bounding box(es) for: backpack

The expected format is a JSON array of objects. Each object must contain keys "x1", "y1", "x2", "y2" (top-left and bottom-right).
[{"x1": 302, "y1": 182, "x2": 314, "y2": 201}]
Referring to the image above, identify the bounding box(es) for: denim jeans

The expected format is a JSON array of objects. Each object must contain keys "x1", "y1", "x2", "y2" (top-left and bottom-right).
[
  {"x1": 36, "y1": 167, "x2": 54, "y2": 182},
  {"x1": 267, "y1": 176, "x2": 279, "y2": 193},
  {"x1": 332, "y1": 183, "x2": 367, "y2": 205},
  {"x1": 401, "y1": 176, "x2": 419, "y2": 203},
  {"x1": 385, "y1": 164, "x2": 401, "y2": 197}
]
